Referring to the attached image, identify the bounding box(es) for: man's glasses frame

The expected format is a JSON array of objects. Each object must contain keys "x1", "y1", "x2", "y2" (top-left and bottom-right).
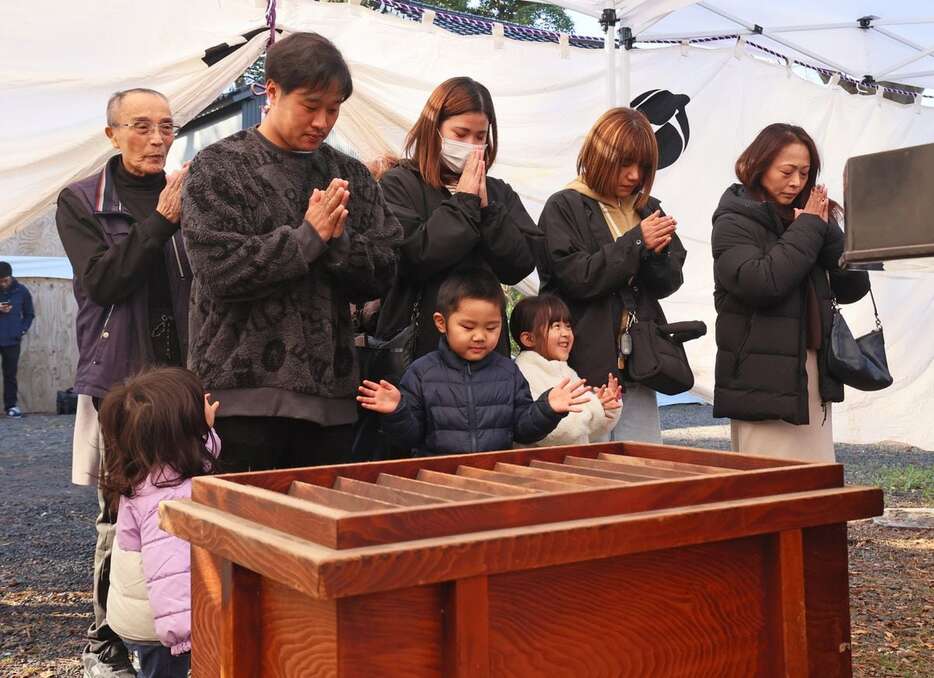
[{"x1": 111, "y1": 121, "x2": 181, "y2": 137}]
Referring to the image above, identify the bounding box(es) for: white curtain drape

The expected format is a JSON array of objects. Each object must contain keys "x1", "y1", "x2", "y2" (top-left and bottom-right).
[{"x1": 2, "y1": 0, "x2": 933, "y2": 446}]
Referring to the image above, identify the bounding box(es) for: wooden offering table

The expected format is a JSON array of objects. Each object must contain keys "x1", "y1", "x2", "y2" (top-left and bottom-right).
[{"x1": 160, "y1": 442, "x2": 882, "y2": 677}]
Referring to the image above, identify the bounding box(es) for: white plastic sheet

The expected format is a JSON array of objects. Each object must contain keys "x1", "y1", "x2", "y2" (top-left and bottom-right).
[
  {"x1": 0, "y1": 0, "x2": 267, "y2": 241},
  {"x1": 277, "y1": 2, "x2": 934, "y2": 448},
  {"x1": 546, "y1": 0, "x2": 934, "y2": 90},
  {"x1": 2, "y1": 0, "x2": 933, "y2": 447}
]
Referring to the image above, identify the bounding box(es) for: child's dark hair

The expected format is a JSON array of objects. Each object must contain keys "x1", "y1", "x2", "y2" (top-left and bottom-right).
[
  {"x1": 99, "y1": 367, "x2": 217, "y2": 511},
  {"x1": 510, "y1": 294, "x2": 573, "y2": 350},
  {"x1": 436, "y1": 268, "x2": 505, "y2": 318}
]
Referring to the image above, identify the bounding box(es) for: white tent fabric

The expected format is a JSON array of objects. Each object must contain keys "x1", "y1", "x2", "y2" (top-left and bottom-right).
[
  {"x1": 286, "y1": 2, "x2": 934, "y2": 448},
  {"x1": 0, "y1": 0, "x2": 268, "y2": 241},
  {"x1": 2, "y1": 0, "x2": 933, "y2": 447},
  {"x1": 547, "y1": 0, "x2": 934, "y2": 91}
]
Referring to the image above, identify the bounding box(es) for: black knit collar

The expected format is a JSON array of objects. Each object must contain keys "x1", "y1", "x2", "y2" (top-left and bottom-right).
[{"x1": 114, "y1": 157, "x2": 166, "y2": 190}]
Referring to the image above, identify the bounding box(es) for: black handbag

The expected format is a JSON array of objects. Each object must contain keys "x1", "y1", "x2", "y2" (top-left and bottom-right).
[
  {"x1": 625, "y1": 315, "x2": 706, "y2": 396},
  {"x1": 827, "y1": 288, "x2": 892, "y2": 391},
  {"x1": 357, "y1": 298, "x2": 419, "y2": 385}
]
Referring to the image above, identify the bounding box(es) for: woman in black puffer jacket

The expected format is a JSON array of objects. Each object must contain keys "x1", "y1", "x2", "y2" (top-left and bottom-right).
[{"x1": 711, "y1": 123, "x2": 869, "y2": 461}]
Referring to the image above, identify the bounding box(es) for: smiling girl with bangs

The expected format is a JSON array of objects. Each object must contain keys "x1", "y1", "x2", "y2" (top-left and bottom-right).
[{"x1": 510, "y1": 294, "x2": 621, "y2": 447}]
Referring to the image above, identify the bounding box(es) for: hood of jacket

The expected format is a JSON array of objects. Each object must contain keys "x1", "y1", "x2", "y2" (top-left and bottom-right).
[
  {"x1": 712, "y1": 183, "x2": 787, "y2": 236},
  {"x1": 566, "y1": 176, "x2": 639, "y2": 211}
]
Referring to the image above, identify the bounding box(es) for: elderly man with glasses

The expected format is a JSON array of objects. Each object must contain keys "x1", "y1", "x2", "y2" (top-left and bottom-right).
[{"x1": 56, "y1": 88, "x2": 191, "y2": 678}]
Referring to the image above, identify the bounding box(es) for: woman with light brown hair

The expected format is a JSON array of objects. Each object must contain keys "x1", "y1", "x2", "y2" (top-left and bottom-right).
[
  {"x1": 374, "y1": 77, "x2": 541, "y2": 360},
  {"x1": 711, "y1": 123, "x2": 869, "y2": 461},
  {"x1": 538, "y1": 107, "x2": 686, "y2": 443}
]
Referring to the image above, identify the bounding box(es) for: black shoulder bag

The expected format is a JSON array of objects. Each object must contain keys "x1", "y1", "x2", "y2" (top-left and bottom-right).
[
  {"x1": 827, "y1": 288, "x2": 892, "y2": 391},
  {"x1": 356, "y1": 171, "x2": 429, "y2": 386},
  {"x1": 624, "y1": 311, "x2": 707, "y2": 396}
]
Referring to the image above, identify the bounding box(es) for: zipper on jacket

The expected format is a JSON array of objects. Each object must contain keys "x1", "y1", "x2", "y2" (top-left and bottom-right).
[
  {"x1": 91, "y1": 305, "x2": 115, "y2": 365},
  {"x1": 465, "y1": 363, "x2": 478, "y2": 452},
  {"x1": 170, "y1": 234, "x2": 185, "y2": 279},
  {"x1": 733, "y1": 315, "x2": 753, "y2": 374}
]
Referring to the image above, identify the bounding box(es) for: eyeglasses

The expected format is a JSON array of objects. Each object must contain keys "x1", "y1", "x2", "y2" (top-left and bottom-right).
[{"x1": 112, "y1": 122, "x2": 181, "y2": 137}]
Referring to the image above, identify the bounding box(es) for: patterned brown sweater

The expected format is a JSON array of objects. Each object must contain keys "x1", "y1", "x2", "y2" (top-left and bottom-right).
[{"x1": 181, "y1": 129, "x2": 402, "y2": 422}]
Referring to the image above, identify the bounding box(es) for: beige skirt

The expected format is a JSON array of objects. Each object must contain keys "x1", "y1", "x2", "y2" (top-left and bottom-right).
[{"x1": 730, "y1": 350, "x2": 834, "y2": 463}]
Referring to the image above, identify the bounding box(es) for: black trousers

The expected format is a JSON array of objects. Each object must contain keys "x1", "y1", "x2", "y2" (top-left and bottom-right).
[
  {"x1": 213, "y1": 416, "x2": 359, "y2": 473},
  {"x1": 0, "y1": 343, "x2": 20, "y2": 411}
]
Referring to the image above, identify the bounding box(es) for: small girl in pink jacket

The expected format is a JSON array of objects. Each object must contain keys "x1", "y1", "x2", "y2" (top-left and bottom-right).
[{"x1": 100, "y1": 367, "x2": 221, "y2": 678}]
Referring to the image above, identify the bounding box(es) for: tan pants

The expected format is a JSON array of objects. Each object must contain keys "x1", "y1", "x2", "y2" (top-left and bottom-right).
[{"x1": 730, "y1": 350, "x2": 834, "y2": 463}]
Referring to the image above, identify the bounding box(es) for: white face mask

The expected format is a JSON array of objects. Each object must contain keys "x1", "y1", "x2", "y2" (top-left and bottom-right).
[{"x1": 438, "y1": 132, "x2": 486, "y2": 174}]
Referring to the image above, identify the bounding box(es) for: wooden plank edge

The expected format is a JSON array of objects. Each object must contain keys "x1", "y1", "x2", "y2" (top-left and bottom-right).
[{"x1": 315, "y1": 486, "x2": 884, "y2": 599}]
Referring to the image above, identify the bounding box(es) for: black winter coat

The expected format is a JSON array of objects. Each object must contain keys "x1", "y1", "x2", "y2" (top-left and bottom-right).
[
  {"x1": 375, "y1": 164, "x2": 541, "y2": 358},
  {"x1": 538, "y1": 189, "x2": 686, "y2": 387},
  {"x1": 711, "y1": 184, "x2": 870, "y2": 424},
  {"x1": 381, "y1": 339, "x2": 564, "y2": 456}
]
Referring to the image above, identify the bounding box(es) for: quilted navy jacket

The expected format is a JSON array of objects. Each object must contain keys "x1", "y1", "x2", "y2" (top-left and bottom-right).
[{"x1": 381, "y1": 338, "x2": 565, "y2": 456}]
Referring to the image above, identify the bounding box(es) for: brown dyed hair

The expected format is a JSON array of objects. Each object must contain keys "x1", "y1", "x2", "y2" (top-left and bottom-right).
[
  {"x1": 736, "y1": 123, "x2": 833, "y2": 215},
  {"x1": 404, "y1": 77, "x2": 498, "y2": 189},
  {"x1": 99, "y1": 367, "x2": 217, "y2": 511},
  {"x1": 510, "y1": 294, "x2": 573, "y2": 352},
  {"x1": 577, "y1": 107, "x2": 658, "y2": 210}
]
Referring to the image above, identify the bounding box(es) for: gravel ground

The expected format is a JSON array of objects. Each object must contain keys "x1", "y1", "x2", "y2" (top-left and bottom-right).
[{"x1": 0, "y1": 408, "x2": 931, "y2": 677}]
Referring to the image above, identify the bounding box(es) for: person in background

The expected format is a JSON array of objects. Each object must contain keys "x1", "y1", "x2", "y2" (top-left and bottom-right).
[
  {"x1": 99, "y1": 367, "x2": 220, "y2": 678},
  {"x1": 711, "y1": 123, "x2": 869, "y2": 461},
  {"x1": 538, "y1": 107, "x2": 686, "y2": 443},
  {"x1": 510, "y1": 294, "x2": 621, "y2": 447},
  {"x1": 374, "y1": 76, "x2": 542, "y2": 361},
  {"x1": 0, "y1": 261, "x2": 35, "y2": 417},
  {"x1": 56, "y1": 87, "x2": 190, "y2": 678},
  {"x1": 358, "y1": 269, "x2": 587, "y2": 456},
  {"x1": 182, "y1": 32, "x2": 401, "y2": 472}
]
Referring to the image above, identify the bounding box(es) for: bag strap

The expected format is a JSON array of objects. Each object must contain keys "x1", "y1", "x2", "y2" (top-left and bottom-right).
[
  {"x1": 830, "y1": 275, "x2": 882, "y2": 331},
  {"x1": 868, "y1": 287, "x2": 882, "y2": 330}
]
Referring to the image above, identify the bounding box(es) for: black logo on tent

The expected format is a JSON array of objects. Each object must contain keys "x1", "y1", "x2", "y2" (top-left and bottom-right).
[{"x1": 631, "y1": 90, "x2": 690, "y2": 170}]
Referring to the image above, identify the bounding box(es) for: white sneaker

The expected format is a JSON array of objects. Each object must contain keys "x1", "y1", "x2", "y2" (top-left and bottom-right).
[{"x1": 7, "y1": 407, "x2": 21, "y2": 417}]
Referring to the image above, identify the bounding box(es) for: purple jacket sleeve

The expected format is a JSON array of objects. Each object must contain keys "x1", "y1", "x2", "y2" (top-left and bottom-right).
[
  {"x1": 115, "y1": 495, "x2": 142, "y2": 552},
  {"x1": 138, "y1": 484, "x2": 193, "y2": 655}
]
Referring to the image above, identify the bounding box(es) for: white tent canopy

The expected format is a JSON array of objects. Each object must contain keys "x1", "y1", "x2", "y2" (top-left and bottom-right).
[
  {"x1": 2, "y1": 0, "x2": 933, "y2": 448},
  {"x1": 548, "y1": 0, "x2": 934, "y2": 93},
  {"x1": 0, "y1": 0, "x2": 269, "y2": 241}
]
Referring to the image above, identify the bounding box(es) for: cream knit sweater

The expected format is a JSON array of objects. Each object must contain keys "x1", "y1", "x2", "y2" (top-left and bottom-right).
[{"x1": 514, "y1": 350, "x2": 620, "y2": 447}]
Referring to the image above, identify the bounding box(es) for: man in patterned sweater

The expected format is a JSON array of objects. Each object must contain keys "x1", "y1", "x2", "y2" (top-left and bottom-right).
[{"x1": 182, "y1": 32, "x2": 402, "y2": 470}]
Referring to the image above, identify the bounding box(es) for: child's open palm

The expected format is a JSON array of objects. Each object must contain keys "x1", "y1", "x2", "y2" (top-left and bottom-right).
[
  {"x1": 595, "y1": 373, "x2": 623, "y2": 418},
  {"x1": 204, "y1": 393, "x2": 220, "y2": 428},
  {"x1": 548, "y1": 377, "x2": 590, "y2": 414},
  {"x1": 357, "y1": 379, "x2": 402, "y2": 414}
]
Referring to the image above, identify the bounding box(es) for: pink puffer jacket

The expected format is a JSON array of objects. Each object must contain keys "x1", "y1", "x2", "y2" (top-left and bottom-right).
[{"x1": 115, "y1": 430, "x2": 220, "y2": 655}]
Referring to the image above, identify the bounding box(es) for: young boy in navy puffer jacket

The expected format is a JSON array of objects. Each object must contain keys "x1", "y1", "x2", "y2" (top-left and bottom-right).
[{"x1": 358, "y1": 269, "x2": 589, "y2": 456}]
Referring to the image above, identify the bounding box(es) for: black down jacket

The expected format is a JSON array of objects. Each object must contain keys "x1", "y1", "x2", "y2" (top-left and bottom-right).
[
  {"x1": 538, "y1": 188, "x2": 686, "y2": 387},
  {"x1": 711, "y1": 184, "x2": 870, "y2": 424},
  {"x1": 381, "y1": 338, "x2": 564, "y2": 456},
  {"x1": 375, "y1": 164, "x2": 542, "y2": 359}
]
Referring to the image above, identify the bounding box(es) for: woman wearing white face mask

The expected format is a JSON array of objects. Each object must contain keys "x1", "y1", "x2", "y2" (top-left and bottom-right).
[{"x1": 375, "y1": 77, "x2": 541, "y2": 360}]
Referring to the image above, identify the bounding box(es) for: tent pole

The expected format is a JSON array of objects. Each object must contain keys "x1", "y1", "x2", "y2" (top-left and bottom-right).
[
  {"x1": 601, "y1": 9, "x2": 618, "y2": 108},
  {"x1": 619, "y1": 26, "x2": 632, "y2": 107}
]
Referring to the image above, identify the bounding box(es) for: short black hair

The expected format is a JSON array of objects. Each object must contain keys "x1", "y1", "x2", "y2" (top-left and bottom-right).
[
  {"x1": 436, "y1": 269, "x2": 505, "y2": 318},
  {"x1": 0, "y1": 261, "x2": 11, "y2": 278},
  {"x1": 509, "y1": 294, "x2": 572, "y2": 348},
  {"x1": 264, "y1": 32, "x2": 353, "y2": 99}
]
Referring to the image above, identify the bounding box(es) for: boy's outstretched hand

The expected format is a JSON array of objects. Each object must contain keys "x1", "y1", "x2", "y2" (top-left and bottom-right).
[
  {"x1": 595, "y1": 373, "x2": 623, "y2": 418},
  {"x1": 548, "y1": 377, "x2": 591, "y2": 414},
  {"x1": 357, "y1": 379, "x2": 402, "y2": 413}
]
